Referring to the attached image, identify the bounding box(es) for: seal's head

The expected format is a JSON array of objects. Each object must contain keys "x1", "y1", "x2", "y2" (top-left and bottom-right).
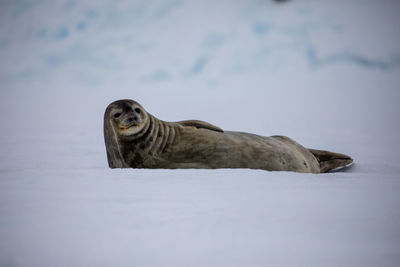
[
  {"x1": 105, "y1": 99, "x2": 148, "y2": 136},
  {"x1": 104, "y1": 99, "x2": 148, "y2": 168}
]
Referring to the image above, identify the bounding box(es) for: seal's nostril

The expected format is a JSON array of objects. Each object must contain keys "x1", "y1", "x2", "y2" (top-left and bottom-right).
[
  {"x1": 133, "y1": 116, "x2": 139, "y2": 122},
  {"x1": 126, "y1": 117, "x2": 133, "y2": 123}
]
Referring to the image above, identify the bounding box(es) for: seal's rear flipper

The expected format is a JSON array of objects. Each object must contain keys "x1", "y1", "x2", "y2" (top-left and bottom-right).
[{"x1": 309, "y1": 149, "x2": 353, "y2": 173}]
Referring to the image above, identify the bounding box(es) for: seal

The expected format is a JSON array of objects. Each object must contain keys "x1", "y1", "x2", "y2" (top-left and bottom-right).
[{"x1": 104, "y1": 99, "x2": 353, "y2": 173}]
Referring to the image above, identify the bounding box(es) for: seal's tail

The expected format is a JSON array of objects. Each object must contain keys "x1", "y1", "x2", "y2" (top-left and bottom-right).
[{"x1": 308, "y1": 149, "x2": 353, "y2": 173}]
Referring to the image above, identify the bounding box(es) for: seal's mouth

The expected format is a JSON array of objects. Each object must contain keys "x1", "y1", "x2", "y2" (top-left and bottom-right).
[
  {"x1": 114, "y1": 113, "x2": 144, "y2": 136},
  {"x1": 119, "y1": 124, "x2": 135, "y2": 130},
  {"x1": 116, "y1": 123, "x2": 144, "y2": 136},
  {"x1": 118, "y1": 119, "x2": 140, "y2": 130}
]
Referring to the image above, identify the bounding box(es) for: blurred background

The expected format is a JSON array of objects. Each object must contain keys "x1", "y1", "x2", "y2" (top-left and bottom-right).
[{"x1": 1, "y1": 0, "x2": 400, "y2": 171}]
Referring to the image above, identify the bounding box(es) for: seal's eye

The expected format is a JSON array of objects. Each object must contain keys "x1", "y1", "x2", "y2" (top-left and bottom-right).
[
  {"x1": 113, "y1": 112, "x2": 122, "y2": 118},
  {"x1": 134, "y1": 108, "x2": 141, "y2": 114}
]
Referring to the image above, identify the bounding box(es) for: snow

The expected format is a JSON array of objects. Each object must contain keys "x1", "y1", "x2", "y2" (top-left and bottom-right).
[
  {"x1": 1, "y1": 169, "x2": 399, "y2": 267},
  {"x1": 1, "y1": 0, "x2": 400, "y2": 266}
]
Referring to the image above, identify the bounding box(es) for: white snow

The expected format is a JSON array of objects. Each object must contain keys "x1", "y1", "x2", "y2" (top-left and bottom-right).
[{"x1": 1, "y1": 1, "x2": 400, "y2": 266}]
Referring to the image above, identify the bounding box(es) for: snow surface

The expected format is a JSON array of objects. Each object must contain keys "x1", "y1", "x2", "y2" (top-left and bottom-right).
[{"x1": 1, "y1": 0, "x2": 400, "y2": 266}]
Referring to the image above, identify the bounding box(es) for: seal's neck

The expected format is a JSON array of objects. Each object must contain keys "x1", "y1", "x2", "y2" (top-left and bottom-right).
[{"x1": 119, "y1": 113, "x2": 177, "y2": 158}]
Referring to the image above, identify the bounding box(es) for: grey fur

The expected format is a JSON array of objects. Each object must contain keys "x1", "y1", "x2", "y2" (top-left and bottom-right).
[{"x1": 104, "y1": 99, "x2": 353, "y2": 173}]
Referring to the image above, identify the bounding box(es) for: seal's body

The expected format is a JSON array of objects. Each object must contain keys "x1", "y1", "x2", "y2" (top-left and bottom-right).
[{"x1": 104, "y1": 99, "x2": 353, "y2": 173}]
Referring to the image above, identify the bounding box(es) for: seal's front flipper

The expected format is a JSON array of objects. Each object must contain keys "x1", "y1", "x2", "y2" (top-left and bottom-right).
[
  {"x1": 176, "y1": 120, "x2": 224, "y2": 132},
  {"x1": 309, "y1": 149, "x2": 353, "y2": 173}
]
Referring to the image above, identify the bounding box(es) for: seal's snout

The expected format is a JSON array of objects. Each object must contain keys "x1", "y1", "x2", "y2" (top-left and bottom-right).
[
  {"x1": 121, "y1": 113, "x2": 141, "y2": 127},
  {"x1": 122, "y1": 115, "x2": 134, "y2": 126},
  {"x1": 125, "y1": 117, "x2": 134, "y2": 124}
]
